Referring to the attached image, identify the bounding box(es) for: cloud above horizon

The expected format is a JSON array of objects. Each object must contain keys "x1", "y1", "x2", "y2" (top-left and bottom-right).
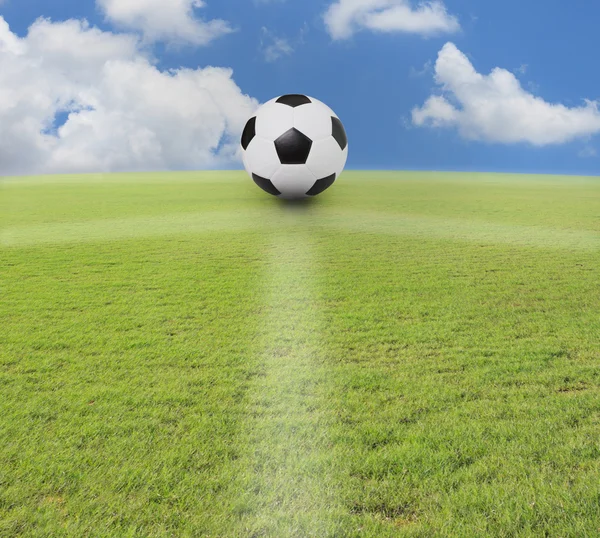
[
  {"x1": 0, "y1": 16, "x2": 258, "y2": 176},
  {"x1": 412, "y1": 42, "x2": 600, "y2": 146},
  {"x1": 324, "y1": 0, "x2": 460, "y2": 40},
  {"x1": 259, "y1": 27, "x2": 294, "y2": 62},
  {"x1": 96, "y1": 0, "x2": 233, "y2": 46}
]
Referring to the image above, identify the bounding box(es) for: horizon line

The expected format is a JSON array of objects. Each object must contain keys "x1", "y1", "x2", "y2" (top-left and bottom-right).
[{"x1": 2, "y1": 168, "x2": 600, "y2": 179}]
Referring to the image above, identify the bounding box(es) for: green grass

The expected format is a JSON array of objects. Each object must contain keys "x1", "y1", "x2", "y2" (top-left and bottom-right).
[{"x1": 2, "y1": 170, "x2": 600, "y2": 537}]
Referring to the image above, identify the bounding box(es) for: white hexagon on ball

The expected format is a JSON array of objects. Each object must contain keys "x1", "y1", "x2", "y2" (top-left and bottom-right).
[
  {"x1": 271, "y1": 165, "x2": 317, "y2": 200},
  {"x1": 240, "y1": 94, "x2": 348, "y2": 200},
  {"x1": 254, "y1": 101, "x2": 294, "y2": 141}
]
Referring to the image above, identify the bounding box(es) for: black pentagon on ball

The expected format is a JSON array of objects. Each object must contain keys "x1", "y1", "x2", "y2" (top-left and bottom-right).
[
  {"x1": 276, "y1": 94, "x2": 312, "y2": 107},
  {"x1": 274, "y1": 128, "x2": 312, "y2": 164},
  {"x1": 306, "y1": 173, "x2": 336, "y2": 196},
  {"x1": 252, "y1": 173, "x2": 281, "y2": 196},
  {"x1": 241, "y1": 116, "x2": 256, "y2": 150},
  {"x1": 331, "y1": 117, "x2": 347, "y2": 150}
]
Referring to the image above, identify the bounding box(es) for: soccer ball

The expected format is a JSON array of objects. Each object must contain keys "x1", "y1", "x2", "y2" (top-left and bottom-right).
[{"x1": 240, "y1": 94, "x2": 348, "y2": 200}]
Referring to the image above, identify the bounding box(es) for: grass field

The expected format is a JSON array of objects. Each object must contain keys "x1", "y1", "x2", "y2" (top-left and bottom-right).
[{"x1": 2, "y1": 170, "x2": 600, "y2": 537}]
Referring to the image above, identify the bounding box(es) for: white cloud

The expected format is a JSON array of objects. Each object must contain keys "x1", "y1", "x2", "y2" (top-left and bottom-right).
[
  {"x1": 412, "y1": 42, "x2": 600, "y2": 146},
  {"x1": 258, "y1": 23, "x2": 309, "y2": 63},
  {"x1": 96, "y1": 0, "x2": 233, "y2": 46},
  {"x1": 259, "y1": 27, "x2": 293, "y2": 62},
  {"x1": 324, "y1": 0, "x2": 460, "y2": 40},
  {"x1": 579, "y1": 146, "x2": 597, "y2": 158},
  {"x1": 0, "y1": 16, "x2": 258, "y2": 176},
  {"x1": 513, "y1": 63, "x2": 528, "y2": 75},
  {"x1": 409, "y1": 59, "x2": 433, "y2": 78}
]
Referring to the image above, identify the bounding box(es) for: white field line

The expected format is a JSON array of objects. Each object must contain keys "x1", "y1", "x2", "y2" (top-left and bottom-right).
[
  {"x1": 244, "y1": 215, "x2": 331, "y2": 527},
  {"x1": 339, "y1": 171, "x2": 600, "y2": 186},
  {"x1": 314, "y1": 209, "x2": 600, "y2": 251},
  {"x1": 0, "y1": 210, "x2": 269, "y2": 247},
  {"x1": 4, "y1": 207, "x2": 598, "y2": 252}
]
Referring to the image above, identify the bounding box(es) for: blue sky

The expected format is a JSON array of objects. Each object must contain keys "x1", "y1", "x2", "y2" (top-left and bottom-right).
[{"x1": 1, "y1": 0, "x2": 600, "y2": 175}]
